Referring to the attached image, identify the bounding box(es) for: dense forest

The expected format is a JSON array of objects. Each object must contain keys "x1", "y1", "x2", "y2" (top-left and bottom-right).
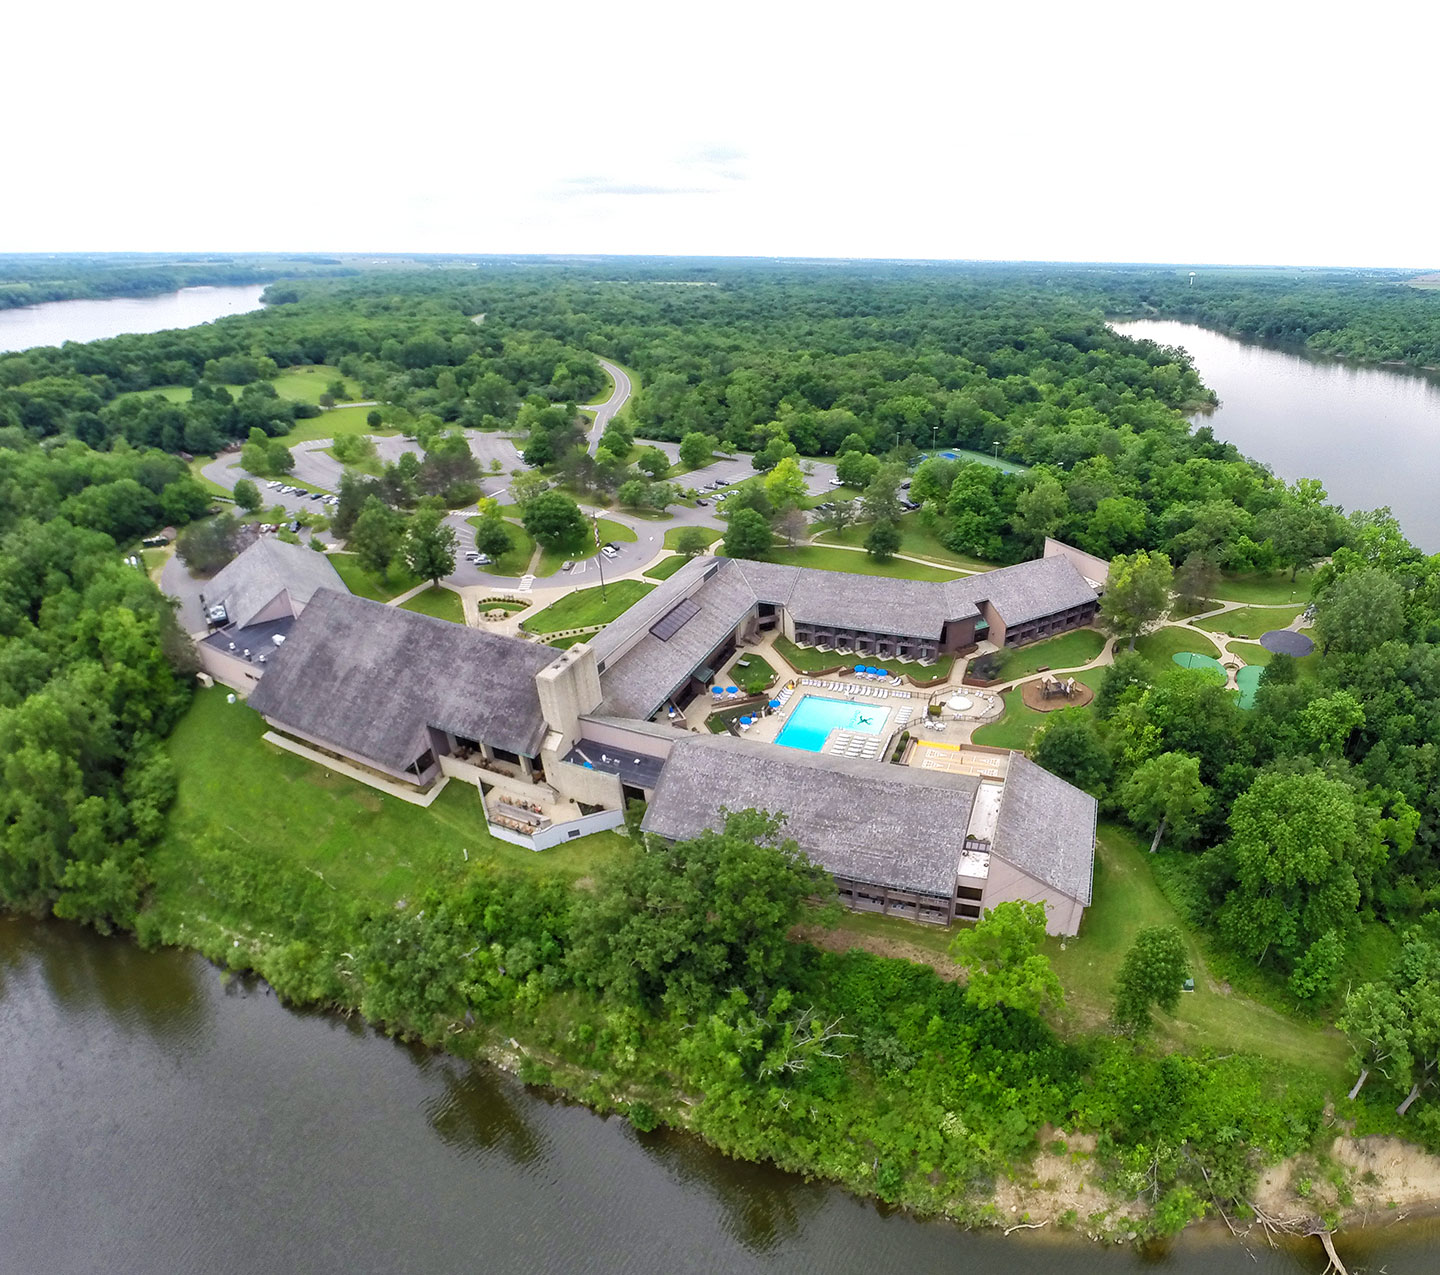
[{"x1": 8, "y1": 260, "x2": 1440, "y2": 1234}]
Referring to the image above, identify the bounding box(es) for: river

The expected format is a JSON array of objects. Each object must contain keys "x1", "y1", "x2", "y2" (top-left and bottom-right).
[
  {"x1": 1110, "y1": 318, "x2": 1440, "y2": 553},
  {"x1": 3, "y1": 915, "x2": 1434, "y2": 1274},
  {"x1": 0, "y1": 284, "x2": 266, "y2": 354}
]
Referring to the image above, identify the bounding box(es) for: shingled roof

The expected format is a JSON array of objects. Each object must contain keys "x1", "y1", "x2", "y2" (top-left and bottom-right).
[
  {"x1": 945, "y1": 554, "x2": 1099, "y2": 627},
  {"x1": 642, "y1": 734, "x2": 981, "y2": 898},
  {"x1": 249, "y1": 589, "x2": 558, "y2": 770},
  {"x1": 990, "y1": 754, "x2": 1096, "y2": 905},
  {"x1": 206, "y1": 538, "x2": 345, "y2": 630}
]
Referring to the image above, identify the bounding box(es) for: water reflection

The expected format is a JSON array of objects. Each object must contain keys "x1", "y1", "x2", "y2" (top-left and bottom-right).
[{"x1": 422, "y1": 1057, "x2": 545, "y2": 1167}]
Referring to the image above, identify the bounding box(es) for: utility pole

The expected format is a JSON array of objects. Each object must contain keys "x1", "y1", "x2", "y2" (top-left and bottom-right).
[
  {"x1": 931, "y1": 425, "x2": 938, "y2": 452},
  {"x1": 992, "y1": 441, "x2": 1000, "y2": 464},
  {"x1": 592, "y1": 512, "x2": 607, "y2": 600}
]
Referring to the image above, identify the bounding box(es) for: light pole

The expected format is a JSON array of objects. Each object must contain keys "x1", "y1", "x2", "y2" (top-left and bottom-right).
[
  {"x1": 592, "y1": 512, "x2": 607, "y2": 600},
  {"x1": 931, "y1": 425, "x2": 938, "y2": 453},
  {"x1": 992, "y1": 441, "x2": 1000, "y2": 464}
]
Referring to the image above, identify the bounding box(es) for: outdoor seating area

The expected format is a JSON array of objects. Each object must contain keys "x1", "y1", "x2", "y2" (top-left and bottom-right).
[
  {"x1": 826, "y1": 731, "x2": 883, "y2": 759},
  {"x1": 799, "y1": 677, "x2": 916, "y2": 700},
  {"x1": 488, "y1": 796, "x2": 553, "y2": 835}
]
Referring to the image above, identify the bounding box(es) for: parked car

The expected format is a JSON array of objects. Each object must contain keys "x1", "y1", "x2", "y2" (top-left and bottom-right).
[
  {"x1": 561, "y1": 561, "x2": 574, "y2": 571},
  {"x1": 266, "y1": 480, "x2": 281, "y2": 489},
  {"x1": 477, "y1": 554, "x2": 491, "y2": 565},
  {"x1": 830, "y1": 477, "x2": 845, "y2": 486},
  {"x1": 695, "y1": 498, "x2": 709, "y2": 507},
  {"x1": 601, "y1": 545, "x2": 619, "y2": 560}
]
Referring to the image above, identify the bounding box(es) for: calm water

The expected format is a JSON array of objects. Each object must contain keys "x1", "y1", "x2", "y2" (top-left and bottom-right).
[
  {"x1": 3, "y1": 915, "x2": 1431, "y2": 1274},
  {"x1": 774, "y1": 695, "x2": 891, "y2": 752},
  {"x1": 0, "y1": 284, "x2": 265, "y2": 353},
  {"x1": 1110, "y1": 318, "x2": 1440, "y2": 552}
]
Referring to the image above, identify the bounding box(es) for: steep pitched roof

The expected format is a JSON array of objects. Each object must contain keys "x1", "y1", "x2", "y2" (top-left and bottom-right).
[
  {"x1": 989, "y1": 753, "x2": 1097, "y2": 905},
  {"x1": 207, "y1": 538, "x2": 346, "y2": 630},
  {"x1": 248, "y1": 589, "x2": 558, "y2": 769},
  {"x1": 945, "y1": 554, "x2": 1098, "y2": 627},
  {"x1": 642, "y1": 734, "x2": 981, "y2": 898}
]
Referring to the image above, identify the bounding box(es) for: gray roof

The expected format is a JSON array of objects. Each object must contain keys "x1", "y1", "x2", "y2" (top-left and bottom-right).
[
  {"x1": 990, "y1": 754, "x2": 1096, "y2": 905},
  {"x1": 945, "y1": 554, "x2": 1099, "y2": 628},
  {"x1": 249, "y1": 589, "x2": 559, "y2": 770},
  {"x1": 207, "y1": 538, "x2": 346, "y2": 630},
  {"x1": 642, "y1": 734, "x2": 981, "y2": 898},
  {"x1": 587, "y1": 556, "x2": 720, "y2": 666},
  {"x1": 730, "y1": 560, "x2": 962, "y2": 639}
]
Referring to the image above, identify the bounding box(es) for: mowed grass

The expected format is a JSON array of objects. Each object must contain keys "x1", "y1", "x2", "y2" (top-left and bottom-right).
[
  {"x1": 971, "y1": 667, "x2": 1107, "y2": 750},
  {"x1": 521, "y1": 579, "x2": 655, "y2": 634},
  {"x1": 644, "y1": 554, "x2": 692, "y2": 580},
  {"x1": 1229, "y1": 641, "x2": 1323, "y2": 679},
  {"x1": 663, "y1": 525, "x2": 721, "y2": 550},
  {"x1": 816, "y1": 511, "x2": 994, "y2": 572},
  {"x1": 148, "y1": 690, "x2": 632, "y2": 917},
  {"x1": 465, "y1": 516, "x2": 536, "y2": 578},
  {"x1": 1133, "y1": 625, "x2": 1222, "y2": 666},
  {"x1": 399, "y1": 586, "x2": 465, "y2": 623},
  {"x1": 270, "y1": 365, "x2": 362, "y2": 404},
  {"x1": 1046, "y1": 825, "x2": 1352, "y2": 1084},
  {"x1": 740, "y1": 545, "x2": 959, "y2": 582},
  {"x1": 1195, "y1": 604, "x2": 1304, "y2": 637},
  {"x1": 997, "y1": 629, "x2": 1107, "y2": 681},
  {"x1": 330, "y1": 552, "x2": 425, "y2": 602},
  {"x1": 536, "y1": 517, "x2": 637, "y2": 577},
  {"x1": 284, "y1": 404, "x2": 396, "y2": 445},
  {"x1": 1217, "y1": 569, "x2": 1317, "y2": 605}
]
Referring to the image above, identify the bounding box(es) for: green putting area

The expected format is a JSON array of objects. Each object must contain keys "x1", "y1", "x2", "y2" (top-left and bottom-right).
[{"x1": 1171, "y1": 651, "x2": 1226, "y2": 679}]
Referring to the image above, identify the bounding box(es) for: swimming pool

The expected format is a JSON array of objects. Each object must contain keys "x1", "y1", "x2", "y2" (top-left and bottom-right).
[{"x1": 773, "y1": 696, "x2": 891, "y2": 753}]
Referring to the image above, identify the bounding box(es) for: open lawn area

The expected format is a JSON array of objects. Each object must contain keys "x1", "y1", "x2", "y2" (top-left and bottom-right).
[
  {"x1": 330, "y1": 552, "x2": 425, "y2": 602},
  {"x1": 1133, "y1": 625, "x2": 1222, "y2": 667},
  {"x1": 816, "y1": 511, "x2": 994, "y2": 572},
  {"x1": 772, "y1": 634, "x2": 955, "y2": 684},
  {"x1": 521, "y1": 579, "x2": 655, "y2": 634},
  {"x1": 1195, "y1": 604, "x2": 1304, "y2": 638},
  {"x1": 147, "y1": 690, "x2": 632, "y2": 924},
  {"x1": 1216, "y1": 569, "x2": 1317, "y2": 605},
  {"x1": 270, "y1": 365, "x2": 363, "y2": 404},
  {"x1": 536, "y1": 517, "x2": 637, "y2": 577},
  {"x1": 734, "y1": 545, "x2": 959, "y2": 583},
  {"x1": 971, "y1": 667, "x2": 1106, "y2": 751},
  {"x1": 997, "y1": 629, "x2": 1107, "y2": 681},
  {"x1": 728, "y1": 652, "x2": 778, "y2": 695},
  {"x1": 399, "y1": 586, "x2": 465, "y2": 624},
  {"x1": 644, "y1": 555, "x2": 692, "y2": 580},
  {"x1": 1229, "y1": 641, "x2": 1323, "y2": 679},
  {"x1": 466, "y1": 516, "x2": 536, "y2": 577},
  {"x1": 283, "y1": 404, "x2": 398, "y2": 445},
  {"x1": 663, "y1": 525, "x2": 721, "y2": 550}
]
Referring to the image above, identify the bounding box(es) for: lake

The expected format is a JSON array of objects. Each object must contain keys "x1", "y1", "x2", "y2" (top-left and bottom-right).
[
  {"x1": 1110, "y1": 318, "x2": 1440, "y2": 553},
  {"x1": 0, "y1": 284, "x2": 266, "y2": 354},
  {"x1": 3, "y1": 914, "x2": 1431, "y2": 1274}
]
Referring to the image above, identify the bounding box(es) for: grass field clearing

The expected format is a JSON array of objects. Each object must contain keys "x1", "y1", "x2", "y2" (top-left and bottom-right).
[
  {"x1": 330, "y1": 552, "x2": 424, "y2": 602},
  {"x1": 521, "y1": 579, "x2": 655, "y2": 634},
  {"x1": 399, "y1": 586, "x2": 465, "y2": 623}
]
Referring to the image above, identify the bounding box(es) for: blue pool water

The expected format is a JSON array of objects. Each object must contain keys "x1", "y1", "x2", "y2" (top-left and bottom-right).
[{"x1": 773, "y1": 696, "x2": 891, "y2": 753}]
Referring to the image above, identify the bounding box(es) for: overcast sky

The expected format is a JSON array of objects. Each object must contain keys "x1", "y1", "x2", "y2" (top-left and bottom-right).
[{"x1": 6, "y1": 0, "x2": 1435, "y2": 267}]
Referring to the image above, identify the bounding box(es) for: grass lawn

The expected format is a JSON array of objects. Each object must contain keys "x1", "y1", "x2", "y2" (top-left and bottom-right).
[
  {"x1": 545, "y1": 632, "x2": 590, "y2": 650},
  {"x1": 536, "y1": 517, "x2": 638, "y2": 577},
  {"x1": 1217, "y1": 569, "x2": 1317, "y2": 605},
  {"x1": 972, "y1": 668, "x2": 1107, "y2": 751},
  {"x1": 466, "y1": 516, "x2": 536, "y2": 577},
  {"x1": 996, "y1": 629, "x2": 1107, "y2": 681},
  {"x1": 1045, "y1": 825, "x2": 1352, "y2": 1084},
  {"x1": 1229, "y1": 641, "x2": 1323, "y2": 679},
  {"x1": 736, "y1": 545, "x2": 959, "y2": 583},
  {"x1": 322, "y1": 444, "x2": 383, "y2": 476},
  {"x1": 330, "y1": 552, "x2": 425, "y2": 602},
  {"x1": 1195, "y1": 604, "x2": 1304, "y2": 638},
  {"x1": 270, "y1": 365, "x2": 362, "y2": 404},
  {"x1": 771, "y1": 634, "x2": 955, "y2": 683},
  {"x1": 1133, "y1": 625, "x2": 1222, "y2": 667},
  {"x1": 399, "y1": 586, "x2": 465, "y2": 623},
  {"x1": 816, "y1": 511, "x2": 994, "y2": 572},
  {"x1": 147, "y1": 690, "x2": 632, "y2": 923},
  {"x1": 729, "y1": 652, "x2": 778, "y2": 694},
  {"x1": 521, "y1": 579, "x2": 655, "y2": 634},
  {"x1": 283, "y1": 404, "x2": 397, "y2": 445},
  {"x1": 644, "y1": 555, "x2": 692, "y2": 580},
  {"x1": 663, "y1": 525, "x2": 721, "y2": 550}
]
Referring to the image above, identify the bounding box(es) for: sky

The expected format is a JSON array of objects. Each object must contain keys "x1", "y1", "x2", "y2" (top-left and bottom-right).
[{"x1": 6, "y1": 0, "x2": 1437, "y2": 267}]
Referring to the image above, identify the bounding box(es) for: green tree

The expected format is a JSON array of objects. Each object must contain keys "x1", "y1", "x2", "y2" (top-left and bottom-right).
[
  {"x1": 265, "y1": 438, "x2": 295, "y2": 475},
  {"x1": 635, "y1": 446, "x2": 670, "y2": 481},
  {"x1": 1099, "y1": 550, "x2": 1173, "y2": 650},
  {"x1": 366, "y1": 409, "x2": 382, "y2": 427},
  {"x1": 1013, "y1": 473, "x2": 1069, "y2": 550},
  {"x1": 349, "y1": 496, "x2": 404, "y2": 578},
  {"x1": 1172, "y1": 552, "x2": 1220, "y2": 612},
  {"x1": 521, "y1": 489, "x2": 588, "y2": 549},
  {"x1": 1119, "y1": 751, "x2": 1211, "y2": 849},
  {"x1": 1113, "y1": 926, "x2": 1190, "y2": 1035},
  {"x1": 403, "y1": 508, "x2": 458, "y2": 586},
  {"x1": 175, "y1": 513, "x2": 241, "y2": 575},
  {"x1": 617, "y1": 478, "x2": 650, "y2": 509},
  {"x1": 472, "y1": 513, "x2": 513, "y2": 562},
  {"x1": 673, "y1": 526, "x2": 711, "y2": 558},
  {"x1": 949, "y1": 900, "x2": 1063, "y2": 1016},
  {"x1": 566, "y1": 809, "x2": 834, "y2": 1013},
  {"x1": 834, "y1": 449, "x2": 880, "y2": 488},
  {"x1": 1032, "y1": 709, "x2": 1112, "y2": 794},
  {"x1": 1313, "y1": 567, "x2": 1406, "y2": 656},
  {"x1": 1259, "y1": 494, "x2": 1332, "y2": 581},
  {"x1": 509, "y1": 469, "x2": 549, "y2": 510},
  {"x1": 678, "y1": 431, "x2": 715, "y2": 469},
  {"x1": 865, "y1": 519, "x2": 901, "y2": 561},
  {"x1": 723, "y1": 507, "x2": 773, "y2": 560},
  {"x1": 763, "y1": 455, "x2": 808, "y2": 510},
  {"x1": 232, "y1": 478, "x2": 261, "y2": 512},
  {"x1": 861, "y1": 463, "x2": 904, "y2": 525}
]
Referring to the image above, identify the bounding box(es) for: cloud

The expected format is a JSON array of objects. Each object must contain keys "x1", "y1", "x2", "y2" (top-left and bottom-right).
[{"x1": 549, "y1": 177, "x2": 724, "y2": 199}]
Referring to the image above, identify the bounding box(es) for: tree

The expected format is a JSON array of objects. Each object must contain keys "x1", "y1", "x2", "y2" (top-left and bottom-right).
[
  {"x1": 1113, "y1": 927, "x2": 1190, "y2": 1035},
  {"x1": 1173, "y1": 552, "x2": 1220, "y2": 612},
  {"x1": 232, "y1": 478, "x2": 261, "y2": 512},
  {"x1": 521, "y1": 489, "x2": 588, "y2": 549},
  {"x1": 635, "y1": 446, "x2": 670, "y2": 481},
  {"x1": 778, "y1": 507, "x2": 808, "y2": 548},
  {"x1": 823, "y1": 499, "x2": 857, "y2": 536},
  {"x1": 366, "y1": 409, "x2": 382, "y2": 428},
  {"x1": 349, "y1": 496, "x2": 404, "y2": 578},
  {"x1": 265, "y1": 438, "x2": 294, "y2": 475},
  {"x1": 861, "y1": 463, "x2": 904, "y2": 525},
  {"x1": 949, "y1": 900, "x2": 1063, "y2": 1016},
  {"x1": 1032, "y1": 709, "x2": 1112, "y2": 794},
  {"x1": 1013, "y1": 473, "x2": 1069, "y2": 549},
  {"x1": 763, "y1": 455, "x2": 808, "y2": 510},
  {"x1": 865, "y1": 519, "x2": 901, "y2": 561},
  {"x1": 1099, "y1": 550, "x2": 1173, "y2": 650},
  {"x1": 1338, "y1": 980, "x2": 1413, "y2": 1100},
  {"x1": 566, "y1": 809, "x2": 834, "y2": 1013},
  {"x1": 617, "y1": 478, "x2": 650, "y2": 509},
  {"x1": 835, "y1": 449, "x2": 880, "y2": 488},
  {"x1": 472, "y1": 513, "x2": 513, "y2": 562},
  {"x1": 175, "y1": 513, "x2": 241, "y2": 575},
  {"x1": 1119, "y1": 752, "x2": 1211, "y2": 849},
  {"x1": 678, "y1": 431, "x2": 714, "y2": 469},
  {"x1": 509, "y1": 469, "x2": 549, "y2": 510},
  {"x1": 673, "y1": 526, "x2": 711, "y2": 558},
  {"x1": 403, "y1": 508, "x2": 458, "y2": 586},
  {"x1": 1259, "y1": 495, "x2": 1332, "y2": 581},
  {"x1": 1313, "y1": 566, "x2": 1406, "y2": 656},
  {"x1": 723, "y1": 507, "x2": 773, "y2": 560}
]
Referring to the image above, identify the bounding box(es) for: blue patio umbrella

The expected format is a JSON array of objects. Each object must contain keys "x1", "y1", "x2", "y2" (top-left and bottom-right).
[
  {"x1": 711, "y1": 686, "x2": 723, "y2": 696},
  {"x1": 769, "y1": 698, "x2": 781, "y2": 708},
  {"x1": 879, "y1": 668, "x2": 889, "y2": 677},
  {"x1": 727, "y1": 685, "x2": 738, "y2": 695},
  {"x1": 854, "y1": 663, "x2": 865, "y2": 672},
  {"x1": 740, "y1": 715, "x2": 754, "y2": 725}
]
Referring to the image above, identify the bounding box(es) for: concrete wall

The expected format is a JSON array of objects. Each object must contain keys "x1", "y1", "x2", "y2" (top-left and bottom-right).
[
  {"x1": 982, "y1": 856, "x2": 1086, "y2": 936},
  {"x1": 547, "y1": 756, "x2": 625, "y2": 808},
  {"x1": 198, "y1": 645, "x2": 265, "y2": 696},
  {"x1": 535, "y1": 643, "x2": 603, "y2": 752},
  {"x1": 485, "y1": 806, "x2": 627, "y2": 851},
  {"x1": 979, "y1": 600, "x2": 1006, "y2": 649},
  {"x1": 577, "y1": 717, "x2": 680, "y2": 759},
  {"x1": 1044, "y1": 537, "x2": 1110, "y2": 587}
]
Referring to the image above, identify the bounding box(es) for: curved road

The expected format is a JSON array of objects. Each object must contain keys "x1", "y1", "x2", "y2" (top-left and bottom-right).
[{"x1": 586, "y1": 360, "x2": 632, "y2": 453}]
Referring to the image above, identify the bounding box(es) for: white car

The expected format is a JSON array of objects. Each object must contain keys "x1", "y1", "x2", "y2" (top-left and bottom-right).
[{"x1": 266, "y1": 480, "x2": 281, "y2": 489}]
